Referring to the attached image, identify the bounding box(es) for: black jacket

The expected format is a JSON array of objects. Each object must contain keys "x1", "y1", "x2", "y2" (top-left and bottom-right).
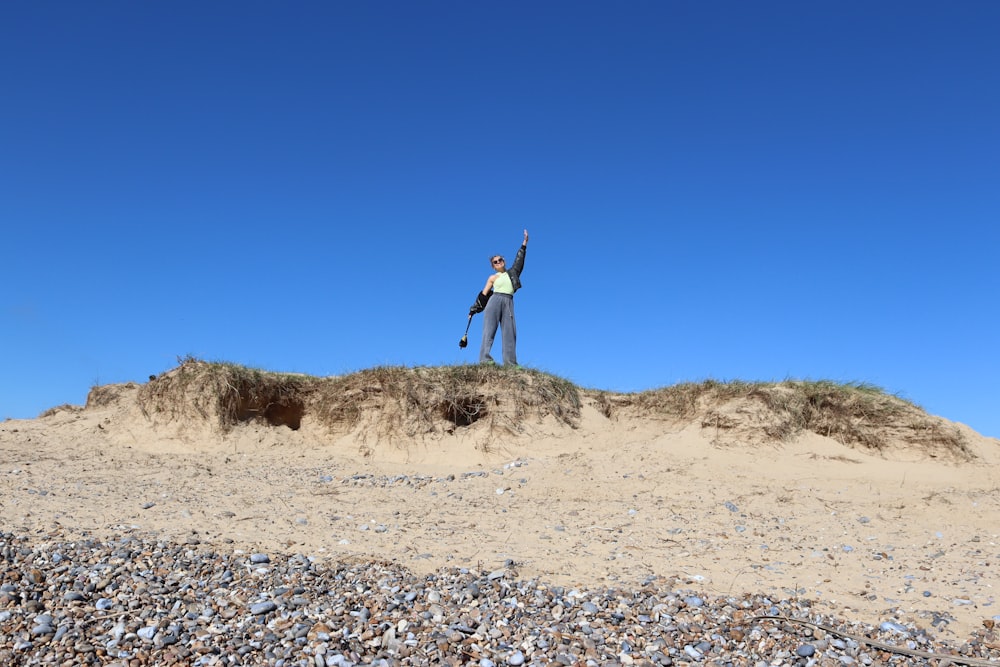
[{"x1": 505, "y1": 244, "x2": 527, "y2": 293}]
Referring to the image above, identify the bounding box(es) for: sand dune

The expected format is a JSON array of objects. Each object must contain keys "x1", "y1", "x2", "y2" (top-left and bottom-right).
[{"x1": 2, "y1": 360, "x2": 999, "y2": 642}]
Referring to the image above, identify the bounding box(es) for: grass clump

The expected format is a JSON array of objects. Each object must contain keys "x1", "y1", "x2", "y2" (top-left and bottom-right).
[
  {"x1": 592, "y1": 379, "x2": 756, "y2": 420},
  {"x1": 605, "y1": 379, "x2": 969, "y2": 456},
  {"x1": 312, "y1": 364, "x2": 580, "y2": 442},
  {"x1": 137, "y1": 358, "x2": 316, "y2": 431}
]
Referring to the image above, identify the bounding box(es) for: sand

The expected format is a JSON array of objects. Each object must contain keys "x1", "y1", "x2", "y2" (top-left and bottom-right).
[{"x1": 2, "y1": 377, "x2": 999, "y2": 644}]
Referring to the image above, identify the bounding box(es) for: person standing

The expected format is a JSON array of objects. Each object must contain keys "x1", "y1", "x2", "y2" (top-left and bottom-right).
[{"x1": 476, "y1": 229, "x2": 528, "y2": 365}]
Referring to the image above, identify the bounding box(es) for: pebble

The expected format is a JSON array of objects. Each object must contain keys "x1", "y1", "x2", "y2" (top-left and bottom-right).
[
  {"x1": 684, "y1": 644, "x2": 704, "y2": 659},
  {"x1": 1, "y1": 529, "x2": 998, "y2": 665},
  {"x1": 796, "y1": 643, "x2": 816, "y2": 657},
  {"x1": 880, "y1": 621, "x2": 910, "y2": 634},
  {"x1": 250, "y1": 601, "x2": 278, "y2": 615}
]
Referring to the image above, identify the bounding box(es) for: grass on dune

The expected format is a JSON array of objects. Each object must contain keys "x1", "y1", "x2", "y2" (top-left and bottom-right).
[
  {"x1": 596, "y1": 378, "x2": 966, "y2": 454},
  {"x1": 127, "y1": 358, "x2": 968, "y2": 456},
  {"x1": 136, "y1": 357, "x2": 318, "y2": 431},
  {"x1": 136, "y1": 358, "x2": 581, "y2": 439},
  {"x1": 312, "y1": 363, "x2": 581, "y2": 442}
]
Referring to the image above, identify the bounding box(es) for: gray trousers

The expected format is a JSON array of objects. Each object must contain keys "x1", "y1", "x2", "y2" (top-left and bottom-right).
[{"x1": 479, "y1": 293, "x2": 517, "y2": 365}]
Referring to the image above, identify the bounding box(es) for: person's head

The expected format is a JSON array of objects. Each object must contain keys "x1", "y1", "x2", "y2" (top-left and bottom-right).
[{"x1": 490, "y1": 255, "x2": 506, "y2": 271}]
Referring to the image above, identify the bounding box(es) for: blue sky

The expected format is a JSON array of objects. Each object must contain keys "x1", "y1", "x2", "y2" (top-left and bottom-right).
[{"x1": 2, "y1": 2, "x2": 998, "y2": 437}]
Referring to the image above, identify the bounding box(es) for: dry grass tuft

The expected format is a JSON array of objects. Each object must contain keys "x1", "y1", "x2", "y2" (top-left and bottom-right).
[
  {"x1": 137, "y1": 359, "x2": 317, "y2": 432},
  {"x1": 311, "y1": 364, "x2": 580, "y2": 443},
  {"x1": 603, "y1": 379, "x2": 971, "y2": 458},
  {"x1": 86, "y1": 383, "x2": 139, "y2": 409},
  {"x1": 591, "y1": 380, "x2": 754, "y2": 421},
  {"x1": 38, "y1": 403, "x2": 84, "y2": 418}
]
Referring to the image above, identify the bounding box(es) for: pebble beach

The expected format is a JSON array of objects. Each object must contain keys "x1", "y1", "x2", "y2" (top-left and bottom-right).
[{"x1": 4, "y1": 529, "x2": 1000, "y2": 666}]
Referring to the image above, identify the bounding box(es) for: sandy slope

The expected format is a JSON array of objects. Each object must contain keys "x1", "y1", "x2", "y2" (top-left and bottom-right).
[{"x1": 2, "y1": 385, "x2": 1000, "y2": 642}]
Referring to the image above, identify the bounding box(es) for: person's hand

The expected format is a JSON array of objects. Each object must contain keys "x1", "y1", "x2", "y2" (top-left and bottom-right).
[{"x1": 523, "y1": 229, "x2": 529, "y2": 245}]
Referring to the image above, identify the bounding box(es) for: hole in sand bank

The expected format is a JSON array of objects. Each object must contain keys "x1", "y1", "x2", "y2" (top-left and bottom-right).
[
  {"x1": 237, "y1": 398, "x2": 305, "y2": 430},
  {"x1": 441, "y1": 396, "x2": 488, "y2": 427}
]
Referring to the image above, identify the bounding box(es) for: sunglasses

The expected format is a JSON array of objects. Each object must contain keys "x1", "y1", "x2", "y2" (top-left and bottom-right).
[{"x1": 492, "y1": 258, "x2": 505, "y2": 264}]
